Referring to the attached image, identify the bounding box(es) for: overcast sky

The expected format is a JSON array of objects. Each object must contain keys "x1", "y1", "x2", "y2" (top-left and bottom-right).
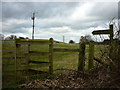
[{"x1": 1, "y1": 1, "x2": 119, "y2": 42}]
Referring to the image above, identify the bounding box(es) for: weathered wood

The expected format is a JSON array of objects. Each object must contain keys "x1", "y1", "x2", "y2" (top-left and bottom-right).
[
  {"x1": 15, "y1": 42, "x2": 21, "y2": 82},
  {"x1": 28, "y1": 69, "x2": 48, "y2": 74},
  {"x1": 16, "y1": 63, "x2": 51, "y2": 71},
  {"x1": 26, "y1": 44, "x2": 30, "y2": 76},
  {"x1": 49, "y1": 38, "x2": 53, "y2": 74},
  {"x1": 3, "y1": 64, "x2": 15, "y2": 66},
  {"x1": 109, "y1": 24, "x2": 113, "y2": 41},
  {"x1": 2, "y1": 49, "x2": 16, "y2": 52},
  {"x1": 92, "y1": 29, "x2": 110, "y2": 35},
  {"x1": 93, "y1": 42, "x2": 110, "y2": 45},
  {"x1": 16, "y1": 40, "x2": 49, "y2": 45},
  {"x1": 29, "y1": 61, "x2": 49, "y2": 64},
  {"x1": 28, "y1": 51, "x2": 49, "y2": 56},
  {"x1": 109, "y1": 40, "x2": 120, "y2": 61},
  {"x1": 2, "y1": 56, "x2": 25, "y2": 59},
  {"x1": 78, "y1": 42, "x2": 85, "y2": 71},
  {"x1": 53, "y1": 48, "x2": 79, "y2": 52},
  {"x1": 85, "y1": 42, "x2": 111, "y2": 45},
  {"x1": 93, "y1": 57, "x2": 108, "y2": 66},
  {"x1": 88, "y1": 41, "x2": 94, "y2": 70},
  {"x1": 109, "y1": 24, "x2": 114, "y2": 63}
]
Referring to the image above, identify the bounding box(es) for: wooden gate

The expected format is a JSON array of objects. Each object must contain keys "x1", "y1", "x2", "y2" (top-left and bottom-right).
[{"x1": 15, "y1": 38, "x2": 53, "y2": 81}]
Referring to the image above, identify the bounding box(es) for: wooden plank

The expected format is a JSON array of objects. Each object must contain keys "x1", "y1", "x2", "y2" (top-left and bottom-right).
[
  {"x1": 2, "y1": 49, "x2": 16, "y2": 52},
  {"x1": 53, "y1": 48, "x2": 79, "y2": 52},
  {"x1": 78, "y1": 42, "x2": 85, "y2": 71},
  {"x1": 93, "y1": 57, "x2": 108, "y2": 66},
  {"x1": 49, "y1": 38, "x2": 53, "y2": 74},
  {"x1": 29, "y1": 61, "x2": 49, "y2": 64},
  {"x1": 92, "y1": 29, "x2": 110, "y2": 35},
  {"x1": 16, "y1": 63, "x2": 50, "y2": 71},
  {"x1": 2, "y1": 56, "x2": 25, "y2": 59},
  {"x1": 28, "y1": 51, "x2": 49, "y2": 56},
  {"x1": 28, "y1": 69, "x2": 48, "y2": 74},
  {"x1": 85, "y1": 42, "x2": 111, "y2": 45},
  {"x1": 94, "y1": 42, "x2": 110, "y2": 45},
  {"x1": 3, "y1": 64, "x2": 15, "y2": 66},
  {"x1": 15, "y1": 40, "x2": 49, "y2": 45},
  {"x1": 88, "y1": 41, "x2": 95, "y2": 70}
]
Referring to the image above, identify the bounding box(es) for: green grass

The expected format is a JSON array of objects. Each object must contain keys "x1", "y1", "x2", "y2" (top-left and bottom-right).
[
  {"x1": 2, "y1": 40, "x2": 109, "y2": 88},
  {"x1": 2, "y1": 41, "x2": 80, "y2": 88}
]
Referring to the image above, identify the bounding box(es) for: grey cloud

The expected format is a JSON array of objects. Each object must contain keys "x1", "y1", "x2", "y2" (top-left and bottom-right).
[
  {"x1": 87, "y1": 2, "x2": 118, "y2": 20},
  {"x1": 2, "y1": 2, "x2": 78, "y2": 21},
  {"x1": 2, "y1": 2, "x2": 118, "y2": 41},
  {"x1": 2, "y1": 19, "x2": 31, "y2": 33}
]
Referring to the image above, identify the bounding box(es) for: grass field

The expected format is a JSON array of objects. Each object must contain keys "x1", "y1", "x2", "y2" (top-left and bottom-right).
[{"x1": 2, "y1": 39, "x2": 109, "y2": 88}]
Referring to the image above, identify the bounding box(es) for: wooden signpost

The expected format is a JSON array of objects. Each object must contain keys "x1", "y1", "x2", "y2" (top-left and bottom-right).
[
  {"x1": 92, "y1": 24, "x2": 113, "y2": 41},
  {"x1": 92, "y1": 29, "x2": 110, "y2": 35},
  {"x1": 91, "y1": 24, "x2": 113, "y2": 69}
]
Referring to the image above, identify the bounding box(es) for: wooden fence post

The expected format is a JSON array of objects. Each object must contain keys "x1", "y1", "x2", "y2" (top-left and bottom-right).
[
  {"x1": 15, "y1": 40, "x2": 21, "y2": 82},
  {"x1": 49, "y1": 38, "x2": 53, "y2": 74},
  {"x1": 88, "y1": 41, "x2": 94, "y2": 70},
  {"x1": 26, "y1": 44, "x2": 30, "y2": 79},
  {"x1": 78, "y1": 42, "x2": 85, "y2": 71},
  {"x1": 109, "y1": 24, "x2": 114, "y2": 59},
  {"x1": 109, "y1": 24, "x2": 113, "y2": 41}
]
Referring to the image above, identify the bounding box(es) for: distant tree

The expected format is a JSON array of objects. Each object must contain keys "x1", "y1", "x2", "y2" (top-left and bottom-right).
[
  {"x1": 26, "y1": 37, "x2": 29, "y2": 39},
  {"x1": 5, "y1": 35, "x2": 17, "y2": 40},
  {"x1": 69, "y1": 40, "x2": 75, "y2": 43},
  {"x1": 0, "y1": 34, "x2": 4, "y2": 40},
  {"x1": 80, "y1": 35, "x2": 93, "y2": 43},
  {"x1": 19, "y1": 37, "x2": 25, "y2": 39},
  {"x1": 5, "y1": 36, "x2": 11, "y2": 40},
  {"x1": 9, "y1": 35, "x2": 17, "y2": 39}
]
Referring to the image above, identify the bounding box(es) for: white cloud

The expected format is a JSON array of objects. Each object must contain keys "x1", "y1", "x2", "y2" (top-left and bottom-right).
[
  {"x1": 70, "y1": 2, "x2": 94, "y2": 21},
  {"x1": 50, "y1": 26, "x2": 72, "y2": 33},
  {"x1": 2, "y1": 0, "x2": 120, "y2": 2},
  {"x1": 2, "y1": 18, "x2": 31, "y2": 33}
]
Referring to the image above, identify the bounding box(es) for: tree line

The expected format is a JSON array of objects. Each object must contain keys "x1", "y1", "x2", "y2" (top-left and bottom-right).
[{"x1": 0, "y1": 34, "x2": 29, "y2": 40}]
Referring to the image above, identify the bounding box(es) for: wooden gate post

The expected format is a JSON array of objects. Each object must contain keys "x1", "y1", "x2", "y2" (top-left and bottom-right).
[
  {"x1": 78, "y1": 41, "x2": 85, "y2": 71},
  {"x1": 109, "y1": 24, "x2": 114, "y2": 59},
  {"x1": 49, "y1": 38, "x2": 53, "y2": 74},
  {"x1": 26, "y1": 44, "x2": 30, "y2": 79},
  {"x1": 15, "y1": 40, "x2": 21, "y2": 82},
  {"x1": 110, "y1": 24, "x2": 113, "y2": 41},
  {"x1": 88, "y1": 41, "x2": 94, "y2": 70}
]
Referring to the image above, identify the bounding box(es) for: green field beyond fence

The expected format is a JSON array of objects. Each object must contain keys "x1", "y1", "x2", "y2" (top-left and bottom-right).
[{"x1": 2, "y1": 39, "x2": 108, "y2": 88}]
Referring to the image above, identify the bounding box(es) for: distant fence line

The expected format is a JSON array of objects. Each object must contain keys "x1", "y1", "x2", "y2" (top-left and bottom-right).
[
  {"x1": 2, "y1": 38, "x2": 97, "y2": 72},
  {"x1": 3, "y1": 37, "x2": 119, "y2": 82},
  {"x1": 0, "y1": 41, "x2": 15, "y2": 43}
]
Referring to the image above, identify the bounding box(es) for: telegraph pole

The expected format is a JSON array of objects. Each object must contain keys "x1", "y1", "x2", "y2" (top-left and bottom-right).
[{"x1": 31, "y1": 12, "x2": 35, "y2": 39}]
